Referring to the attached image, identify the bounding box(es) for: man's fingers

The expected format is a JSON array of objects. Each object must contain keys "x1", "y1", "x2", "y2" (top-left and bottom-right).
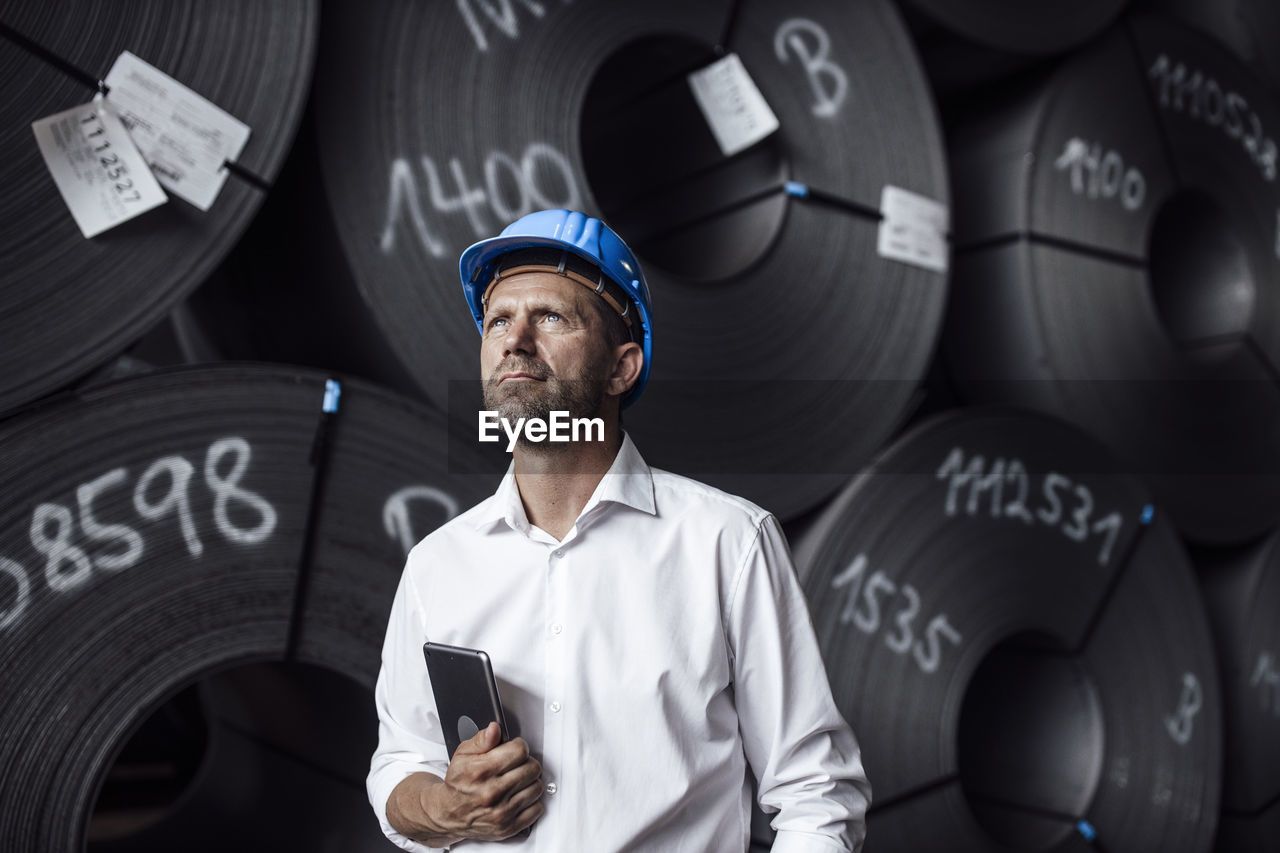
[
  {"x1": 510, "y1": 798, "x2": 546, "y2": 835},
  {"x1": 455, "y1": 721, "x2": 502, "y2": 757},
  {"x1": 495, "y1": 754, "x2": 542, "y2": 795},
  {"x1": 494, "y1": 778, "x2": 545, "y2": 838},
  {"x1": 438, "y1": 748, "x2": 544, "y2": 842},
  {"x1": 464, "y1": 736, "x2": 531, "y2": 777}
]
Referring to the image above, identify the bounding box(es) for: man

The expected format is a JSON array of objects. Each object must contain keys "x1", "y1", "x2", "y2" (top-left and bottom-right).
[{"x1": 368, "y1": 209, "x2": 870, "y2": 851}]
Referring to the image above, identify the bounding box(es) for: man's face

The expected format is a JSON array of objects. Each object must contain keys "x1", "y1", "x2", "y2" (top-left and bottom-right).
[{"x1": 480, "y1": 270, "x2": 615, "y2": 426}]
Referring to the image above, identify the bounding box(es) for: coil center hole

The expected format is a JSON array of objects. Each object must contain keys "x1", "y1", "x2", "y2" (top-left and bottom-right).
[
  {"x1": 580, "y1": 37, "x2": 788, "y2": 282},
  {"x1": 86, "y1": 684, "x2": 208, "y2": 843},
  {"x1": 956, "y1": 633, "x2": 1104, "y2": 850},
  {"x1": 1147, "y1": 189, "x2": 1257, "y2": 350},
  {"x1": 88, "y1": 662, "x2": 376, "y2": 848}
]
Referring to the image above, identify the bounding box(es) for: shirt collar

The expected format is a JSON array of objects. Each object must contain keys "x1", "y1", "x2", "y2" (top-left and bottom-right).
[{"x1": 473, "y1": 431, "x2": 656, "y2": 534}]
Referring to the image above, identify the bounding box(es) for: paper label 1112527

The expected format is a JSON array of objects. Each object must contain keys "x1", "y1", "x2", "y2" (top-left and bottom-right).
[{"x1": 31, "y1": 101, "x2": 167, "y2": 238}]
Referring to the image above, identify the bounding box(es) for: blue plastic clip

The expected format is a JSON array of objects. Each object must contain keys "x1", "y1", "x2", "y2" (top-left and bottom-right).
[
  {"x1": 784, "y1": 181, "x2": 810, "y2": 198},
  {"x1": 323, "y1": 379, "x2": 342, "y2": 414},
  {"x1": 1076, "y1": 820, "x2": 1097, "y2": 842},
  {"x1": 1139, "y1": 504, "x2": 1155, "y2": 525}
]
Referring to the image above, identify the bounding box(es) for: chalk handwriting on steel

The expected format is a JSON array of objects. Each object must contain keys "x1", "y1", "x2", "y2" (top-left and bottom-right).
[
  {"x1": 774, "y1": 19, "x2": 847, "y2": 118},
  {"x1": 457, "y1": 0, "x2": 571, "y2": 53},
  {"x1": 1054, "y1": 137, "x2": 1146, "y2": 212},
  {"x1": 381, "y1": 144, "x2": 581, "y2": 257},
  {"x1": 935, "y1": 447, "x2": 1126, "y2": 566},
  {"x1": 0, "y1": 558, "x2": 28, "y2": 632},
  {"x1": 134, "y1": 455, "x2": 203, "y2": 557},
  {"x1": 1252, "y1": 651, "x2": 1280, "y2": 717},
  {"x1": 1149, "y1": 53, "x2": 1277, "y2": 182},
  {"x1": 205, "y1": 438, "x2": 277, "y2": 544},
  {"x1": 2, "y1": 437, "x2": 277, "y2": 633},
  {"x1": 383, "y1": 486, "x2": 461, "y2": 557},
  {"x1": 382, "y1": 159, "x2": 443, "y2": 257},
  {"x1": 831, "y1": 553, "x2": 961, "y2": 675},
  {"x1": 1164, "y1": 671, "x2": 1203, "y2": 745}
]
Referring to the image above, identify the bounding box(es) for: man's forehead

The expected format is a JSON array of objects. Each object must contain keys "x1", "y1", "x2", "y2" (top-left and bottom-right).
[{"x1": 485, "y1": 271, "x2": 593, "y2": 312}]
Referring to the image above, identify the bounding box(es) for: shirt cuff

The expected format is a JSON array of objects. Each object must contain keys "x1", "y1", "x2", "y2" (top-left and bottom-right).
[
  {"x1": 368, "y1": 764, "x2": 449, "y2": 852},
  {"x1": 770, "y1": 829, "x2": 854, "y2": 853}
]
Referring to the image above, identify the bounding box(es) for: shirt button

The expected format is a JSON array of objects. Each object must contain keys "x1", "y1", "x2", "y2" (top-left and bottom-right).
[
  {"x1": 550, "y1": 623, "x2": 563, "y2": 635},
  {"x1": 549, "y1": 701, "x2": 561, "y2": 713},
  {"x1": 545, "y1": 782, "x2": 558, "y2": 795},
  {"x1": 552, "y1": 549, "x2": 564, "y2": 558}
]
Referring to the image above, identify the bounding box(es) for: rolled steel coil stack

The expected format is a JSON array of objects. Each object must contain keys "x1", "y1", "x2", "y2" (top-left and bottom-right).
[
  {"x1": 793, "y1": 408, "x2": 1222, "y2": 852},
  {"x1": 0, "y1": 366, "x2": 497, "y2": 849},
  {"x1": 944, "y1": 15, "x2": 1280, "y2": 545},
  {"x1": 0, "y1": 0, "x2": 1277, "y2": 850},
  {"x1": 312, "y1": 0, "x2": 951, "y2": 520}
]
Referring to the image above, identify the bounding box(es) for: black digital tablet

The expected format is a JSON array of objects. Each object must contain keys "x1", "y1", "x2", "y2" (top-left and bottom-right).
[{"x1": 422, "y1": 641, "x2": 510, "y2": 759}]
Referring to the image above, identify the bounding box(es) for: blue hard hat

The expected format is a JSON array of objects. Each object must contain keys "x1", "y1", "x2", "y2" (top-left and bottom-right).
[{"x1": 459, "y1": 209, "x2": 654, "y2": 407}]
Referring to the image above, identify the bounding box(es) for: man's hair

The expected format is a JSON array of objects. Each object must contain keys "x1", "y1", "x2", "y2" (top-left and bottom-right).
[{"x1": 586, "y1": 292, "x2": 630, "y2": 350}]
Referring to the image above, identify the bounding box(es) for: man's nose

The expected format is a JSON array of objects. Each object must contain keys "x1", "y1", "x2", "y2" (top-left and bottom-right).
[{"x1": 502, "y1": 315, "x2": 536, "y2": 356}]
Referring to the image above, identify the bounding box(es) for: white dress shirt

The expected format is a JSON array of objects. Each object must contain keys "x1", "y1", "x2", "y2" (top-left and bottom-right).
[{"x1": 368, "y1": 434, "x2": 870, "y2": 852}]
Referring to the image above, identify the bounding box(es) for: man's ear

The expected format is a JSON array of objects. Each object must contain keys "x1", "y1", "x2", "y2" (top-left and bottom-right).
[{"x1": 605, "y1": 342, "x2": 643, "y2": 398}]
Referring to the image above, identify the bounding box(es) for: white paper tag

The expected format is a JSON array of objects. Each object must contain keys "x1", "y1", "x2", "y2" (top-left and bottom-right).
[
  {"x1": 878, "y1": 185, "x2": 950, "y2": 273},
  {"x1": 687, "y1": 53, "x2": 780, "y2": 157},
  {"x1": 103, "y1": 51, "x2": 250, "y2": 211},
  {"x1": 31, "y1": 101, "x2": 168, "y2": 238}
]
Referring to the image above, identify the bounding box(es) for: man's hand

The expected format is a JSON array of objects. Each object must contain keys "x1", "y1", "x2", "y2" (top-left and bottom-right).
[{"x1": 387, "y1": 723, "x2": 544, "y2": 845}]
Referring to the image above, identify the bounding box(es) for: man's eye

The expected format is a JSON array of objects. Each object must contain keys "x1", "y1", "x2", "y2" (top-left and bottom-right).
[{"x1": 545, "y1": 313, "x2": 562, "y2": 323}]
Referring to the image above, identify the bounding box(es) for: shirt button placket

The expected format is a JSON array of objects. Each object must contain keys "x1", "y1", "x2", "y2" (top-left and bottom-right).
[{"x1": 543, "y1": 545, "x2": 569, "y2": 821}]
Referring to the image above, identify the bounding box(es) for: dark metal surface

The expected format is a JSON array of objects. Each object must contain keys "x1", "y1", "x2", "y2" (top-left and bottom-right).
[
  {"x1": 1138, "y1": 0, "x2": 1280, "y2": 97},
  {"x1": 0, "y1": 1, "x2": 318, "y2": 416},
  {"x1": 797, "y1": 408, "x2": 1222, "y2": 853},
  {"x1": 313, "y1": 0, "x2": 950, "y2": 520},
  {"x1": 904, "y1": 0, "x2": 1129, "y2": 55},
  {"x1": 1197, "y1": 534, "x2": 1280, "y2": 851},
  {"x1": 0, "y1": 365, "x2": 496, "y2": 850},
  {"x1": 945, "y1": 15, "x2": 1280, "y2": 543},
  {"x1": 90, "y1": 663, "x2": 393, "y2": 852}
]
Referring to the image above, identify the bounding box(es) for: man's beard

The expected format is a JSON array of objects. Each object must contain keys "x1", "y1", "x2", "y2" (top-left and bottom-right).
[{"x1": 483, "y1": 357, "x2": 607, "y2": 447}]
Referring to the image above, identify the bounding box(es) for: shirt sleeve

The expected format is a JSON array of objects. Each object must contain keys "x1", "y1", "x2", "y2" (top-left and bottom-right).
[
  {"x1": 367, "y1": 560, "x2": 453, "y2": 852},
  {"x1": 727, "y1": 514, "x2": 872, "y2": 853}
]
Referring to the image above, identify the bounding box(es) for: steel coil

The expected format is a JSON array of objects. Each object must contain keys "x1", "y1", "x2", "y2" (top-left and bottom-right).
[
  {"x1": 0, "y1": 365, "x2": 497, "y2": 849},
  {"x1": 1197, "y1": 534, "x2": 1280, "y2": 852},
  {"x1": 902, "y1": 0, "x2": 1129, "y2": 56},
  {"x1": 944, "y1": 15, "x2": 1280, "y2": 544},
  {"x1": 169, "y1": 119, "x2": 422, "y2": 400},
  {"x1": 899, "y1": 0, "x2": 1130, "y2": 98},
  {"x1": 1137, "y1": 0, "x2": 1280, "y2": 97},
  {"x1": 796, "y1": 408, "x2": 1222, "y2": 853},
  {"x1": 313, "y1": 0, "x2": 950, "y2": 520},
  {"x1": 0, "y1": 0, "x2": 317, "y2": 416}
]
